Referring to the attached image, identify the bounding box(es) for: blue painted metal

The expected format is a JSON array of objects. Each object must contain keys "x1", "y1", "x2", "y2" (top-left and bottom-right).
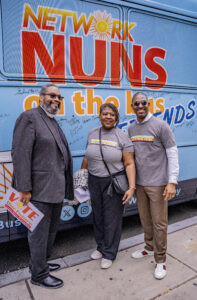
[{"x1": 0, "y1": 0, "x2": 196, "y2": 241}]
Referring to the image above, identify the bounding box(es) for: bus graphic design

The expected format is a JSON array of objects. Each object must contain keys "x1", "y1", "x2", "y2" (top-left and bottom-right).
[{"x1": 0, "y1": 0, "x2": 196, "y2": 242}]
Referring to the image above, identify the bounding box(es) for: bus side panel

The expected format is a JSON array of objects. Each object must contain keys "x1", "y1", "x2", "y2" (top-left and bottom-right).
[
  {"x1": 0, "y1": 85, "x2": 197, "y2": 238},
  {"x1": 0, "y1": 0, "x2": 196, "y2": 241},
  {"x1": 0, "y1": 212, "x2": 10, "y2": 242}
]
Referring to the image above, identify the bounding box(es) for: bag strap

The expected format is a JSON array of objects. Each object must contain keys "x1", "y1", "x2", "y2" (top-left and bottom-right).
[{"x1": 99, "y1": 128, "x2": 112, "y2": 177}]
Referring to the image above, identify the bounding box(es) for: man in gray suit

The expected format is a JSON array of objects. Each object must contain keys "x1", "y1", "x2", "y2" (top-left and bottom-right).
[{"x1": 12, "y1": 84, "x2": 74, "y2": 289}]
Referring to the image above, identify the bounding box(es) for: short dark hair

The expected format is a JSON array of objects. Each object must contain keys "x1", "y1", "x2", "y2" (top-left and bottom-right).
[
  {"x1": 132, "y1": 92, "x2": 148, "y2": 103},
  {"x1": 40, "y1": 84, "x2": 59, "y2": 95},
  {"x1": 99, "y1": 103, "x2": 119, "y2": 127}
]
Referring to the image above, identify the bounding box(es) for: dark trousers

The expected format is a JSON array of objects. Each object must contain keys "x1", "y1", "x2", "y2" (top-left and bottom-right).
[
  {"x1": 88, "y1": 173, "x2": 124, "y2": 260},
  {"x1": 28, "y1": 200, "x2": 62, "y2": 281}
]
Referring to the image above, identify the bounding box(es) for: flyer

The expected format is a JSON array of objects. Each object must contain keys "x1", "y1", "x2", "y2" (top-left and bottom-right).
[{"x1": 4, "y1": 187, "x2": 44, "y2": 232}]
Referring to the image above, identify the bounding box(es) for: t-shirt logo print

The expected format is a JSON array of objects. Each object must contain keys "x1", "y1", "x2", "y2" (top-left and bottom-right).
[
  {"x1": 131, "y1": 136, "x2": 154, "y2": 142},
  {"x1": 90, "y1": 139, "x2": 118, "y2": 147}
]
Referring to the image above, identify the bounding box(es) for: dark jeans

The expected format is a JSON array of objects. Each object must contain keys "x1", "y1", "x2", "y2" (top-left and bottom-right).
[
  {"x1": 28, "y1": 200, "x2": 62, "y2": 281},
  {"x1": 88, "y1": 173, "x2": 124, "y2": 260}
]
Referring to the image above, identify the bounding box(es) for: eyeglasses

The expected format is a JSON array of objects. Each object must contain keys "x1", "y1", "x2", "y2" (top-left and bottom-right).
[
  {"x1": 42, "y1": 93, "x2": 64, "y2": 101},
  {"x1": 133, "y1": 101, "x2": 148, "y2": 107}
]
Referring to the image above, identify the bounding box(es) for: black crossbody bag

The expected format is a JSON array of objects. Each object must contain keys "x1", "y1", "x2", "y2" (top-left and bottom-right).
[{"x1": 99, "y1": 128, "x2": 129, "y2": 197}]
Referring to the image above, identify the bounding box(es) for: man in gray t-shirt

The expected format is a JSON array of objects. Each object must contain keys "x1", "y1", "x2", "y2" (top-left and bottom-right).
[{"x1": 128, "y1": 92, "x2": 179, "y2": 280}]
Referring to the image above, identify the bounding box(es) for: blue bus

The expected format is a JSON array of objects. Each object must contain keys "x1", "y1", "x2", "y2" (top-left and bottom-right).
[{"x1": 0, "y1": 0, "x2": 197, "y2": 242}]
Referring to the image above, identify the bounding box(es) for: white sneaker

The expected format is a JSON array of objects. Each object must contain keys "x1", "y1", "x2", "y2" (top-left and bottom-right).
[
  {"x1": 101, "y1": 258, "x2": 112, "y2": 269},
  {"x1": 154, "y1": 263, "x2": 167, "y2": 279},
  {"x1": 131, "y1": 248, "x2": 154, "y2": 259},
  {"x1": 90, "y1": 250, "x2": 102, "y2": 260}
]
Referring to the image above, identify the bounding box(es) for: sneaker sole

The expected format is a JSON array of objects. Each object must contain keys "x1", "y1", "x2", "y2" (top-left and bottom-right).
[
  {"x1": 101, "y1": 264, "x2": 112, "y2": 269},
  {"x1": 154, "y1": 273, "x2": 167, "y2": 280},
  {"x1": 154, "y1": 275, "x2": 166, "y2": 280},
  {"x1": 101, "y1": 260, "x2": 113, "y2": 269},
  {"x1": 91, "y1": 255, "x2": 102, "y2": 260},
  {"x1": 131, "y1": 253, "x2": 154, "y2": 259}
]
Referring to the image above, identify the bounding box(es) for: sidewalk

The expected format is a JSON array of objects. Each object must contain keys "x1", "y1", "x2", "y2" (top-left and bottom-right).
[{"x1": 1, "y1": 216, "x2": 197, "y2": 300}]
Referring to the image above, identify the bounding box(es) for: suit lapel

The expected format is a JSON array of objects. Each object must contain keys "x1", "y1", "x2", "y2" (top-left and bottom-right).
[
  {"x1": 56, "y1": 123, "x2": 73, "y2": 162},
  {"x1": 37, "y1": 106, "x2": 64, "y2": 156}
]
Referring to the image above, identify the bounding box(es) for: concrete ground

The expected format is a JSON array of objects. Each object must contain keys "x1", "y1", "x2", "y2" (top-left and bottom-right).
[{"x1": 0, "y1": 216, "x2": 197, "y2": 300}]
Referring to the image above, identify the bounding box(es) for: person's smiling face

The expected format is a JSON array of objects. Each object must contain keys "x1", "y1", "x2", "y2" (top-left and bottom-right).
[
  {"x1": 132, "y1": 93, "x2": 150, "y2": 123},
  {"x1": 40, "y1": 86, "x2": 62, "y2": 115},
  {"x1": 99, "y1": 107, "x2": 117, "y2": 130}
]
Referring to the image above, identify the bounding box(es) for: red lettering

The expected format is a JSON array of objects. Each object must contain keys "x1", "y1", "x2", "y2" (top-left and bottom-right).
[
  {"x1": 22, "y1": 31, "x2": 65, "y2": 83},
  {"x1": 70, "y1": 37, "x2": 106, "y2": 86},
  {"x1": 111, "y1": 42, "x2": 142, "y2": 87},
  {"x1": 28, "y1": 211, "x2": 39, "y2": 221},
  {"x1": 22, "y1": 205, "x2": 32, "y2": 214},
  {"x1": 145, "y1": 48, "x2": 167, "y2": 89},
  {"x1": 9, "y1": 192, "x2": 19, "y2": 202}
]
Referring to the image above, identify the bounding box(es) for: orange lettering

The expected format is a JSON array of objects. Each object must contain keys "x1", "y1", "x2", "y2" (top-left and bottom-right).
[
  {"x1": 22, "y1": 205, "x2": 32, "y2": 214},
  {"x1": 28, "y1": 211, "x2": 39, "y2": 221},
  {"x1": 111, "y1": 20, "x2": 122, "y2": 40},
  {"x1": 123, "y1": 22, "x2": 135, "y2": 41},
  {"x1": 72, "y1": 91, "x2": 85, "y2": 115},
  {"x1": 42, "y1": 8, "x2": 57, "y2": 31},
  {"x1": 9, "y1": 192, "x2": 19, "y2": 202},
  {"x1": 58, "y1": 10, "x2": 74, "y2": 32},
  {"x1": 73, "y1": 13, "x2": 93, "y2": 35},
  {"x1": 87, "y1": 89, "x2": 103, "y2": 114},
  {"x1": 23, "y1": 4, "x2": 43, "y2": 29}
]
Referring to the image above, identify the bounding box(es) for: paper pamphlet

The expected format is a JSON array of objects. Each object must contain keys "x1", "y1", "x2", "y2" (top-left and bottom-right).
[
  {"x1": 4, "y1": 187, "x2": 44, "y2": 232},
  {"x1": 74, "y1": 187, "x2": 90, "y2": 203}
]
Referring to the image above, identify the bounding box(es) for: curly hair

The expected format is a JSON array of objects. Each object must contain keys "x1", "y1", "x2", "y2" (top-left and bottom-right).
[{"x1": 99, "y1": 103, "x2": 119, "y2": 127}]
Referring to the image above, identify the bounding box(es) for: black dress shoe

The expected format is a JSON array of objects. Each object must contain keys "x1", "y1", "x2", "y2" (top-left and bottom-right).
[
  {"x1": 31, "y1": 274, "x2": 64, "y2": 289},
  {"x1": 48, "y1": 263, "x2": 61, "y2": 272}
]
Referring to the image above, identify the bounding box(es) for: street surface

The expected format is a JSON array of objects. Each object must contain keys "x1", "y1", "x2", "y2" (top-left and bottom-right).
[{"x1": 0, "y1": 199, "x2": 197, "y2": 275}]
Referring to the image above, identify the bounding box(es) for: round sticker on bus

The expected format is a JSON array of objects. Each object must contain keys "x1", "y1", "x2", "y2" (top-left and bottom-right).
[
  {"x1": 60, "y1": 205, "x2": 75, "y2": 221},
  {"x1": 77, "y1": 203, "x2": 92, "y2": 218}
]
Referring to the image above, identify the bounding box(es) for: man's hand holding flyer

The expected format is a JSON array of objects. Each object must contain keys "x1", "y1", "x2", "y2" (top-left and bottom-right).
[{"x1": 4, "y1": 187, "x2": 44, "y2": 232}]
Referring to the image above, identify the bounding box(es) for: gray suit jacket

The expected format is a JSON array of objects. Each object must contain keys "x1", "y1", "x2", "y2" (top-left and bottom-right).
[{"x1": 11, "y1": 106, "x2": 74, "y2": 203}]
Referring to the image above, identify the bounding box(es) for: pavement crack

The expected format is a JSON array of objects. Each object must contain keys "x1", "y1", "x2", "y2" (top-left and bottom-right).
[
  {"x1": 150, "y1": 275, "x2": 197, "y2": 299},
  {"x1": 25, "y1": 279, "x2": 35, "y2": 300},
  {"x1": 167, "y1": 252, "x2": 197, "y2": 273}
]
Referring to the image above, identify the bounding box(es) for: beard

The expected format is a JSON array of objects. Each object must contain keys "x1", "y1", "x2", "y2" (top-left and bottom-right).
[{"x1": 41, "y1": 101, "x2": 60, "y2": 115}]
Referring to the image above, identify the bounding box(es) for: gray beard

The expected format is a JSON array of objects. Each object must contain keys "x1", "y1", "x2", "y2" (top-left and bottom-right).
[{"x1": 41, "y1": 102, "x2": 59, "y2": 115}]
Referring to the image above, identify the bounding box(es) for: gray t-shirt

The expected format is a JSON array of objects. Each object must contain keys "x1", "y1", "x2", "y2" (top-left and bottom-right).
[
  {"x1": 128, "y1": 116, "x2": 176, "y2": 186},
  {"x1": 85, "y1": 127, "x2": 134, "y2": 177}
]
